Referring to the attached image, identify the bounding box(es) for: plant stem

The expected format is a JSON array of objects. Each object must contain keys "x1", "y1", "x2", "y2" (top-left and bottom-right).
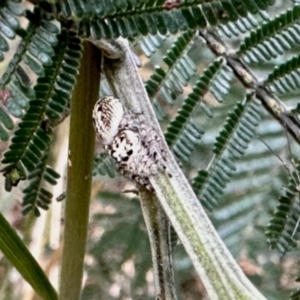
[
  {"x1": 59, "y1": 42, "x2": 101, "y2": 300},
  {"x1": 150, "y1": 173, "x2": 264, "y2": 300},
  {"x1": 139, "y1": 189, "x2": 178, "y2": 300}
]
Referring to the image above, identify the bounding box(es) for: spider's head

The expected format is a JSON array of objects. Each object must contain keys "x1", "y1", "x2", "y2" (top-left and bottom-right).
[{"x1": 93, "y1": 96, "x2": 124, "y2": 145}]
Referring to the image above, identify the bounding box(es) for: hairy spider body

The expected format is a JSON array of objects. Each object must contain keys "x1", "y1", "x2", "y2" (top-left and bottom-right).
[{"x1": 93, "y1": 96, "x2": 166, "y2": 189}]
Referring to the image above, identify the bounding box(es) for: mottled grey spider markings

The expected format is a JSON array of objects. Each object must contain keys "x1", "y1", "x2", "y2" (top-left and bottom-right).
[
  {"x1": 93, "y1": 96, "x2": 167, "y2": 190},
  {"x1": 93, "y1": 96, "x2": 124, "y2": 145}
]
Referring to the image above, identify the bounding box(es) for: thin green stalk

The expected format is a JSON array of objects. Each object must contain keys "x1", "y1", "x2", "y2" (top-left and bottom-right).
[
  {"x1": 0, "y1": 212, "x2": 57, "y2": 300},
  {"x1": 59, "y1": 42, "x2": 101, "y2": 300}
]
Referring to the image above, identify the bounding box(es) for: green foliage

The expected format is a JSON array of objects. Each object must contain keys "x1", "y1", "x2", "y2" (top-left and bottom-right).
[
  {"x1": 57, "y1": 0, "x2": 275, "y2": 39},
  {"x1": 1, "y1": 28, "x2": 82, "y2": 213},
  {"x1": 2, "y1": 0, "x2": 300, "y2": 299},
  {"x1": 265, "y1": 160, "x2": 300, "y2": 253},
  {"x1": 137, "y1": 34, "x2": 165, "y2": 58},
  {"x1": 165, "y1": 58, "x2": 224, "y2": 162},
  {"x1": 0, "y1": 0, "x2": 24, "y2": 61},
  {"x1": 266, "y1": 53, "x2": 300, "y2": 95},
  {"x1": 145, "y1": 30, "x2": 196, "y2": 105},
  {"x1": 239, "y1": 5, "x2": 300, "y2": 62},
  {"x1": 22, "y1": 151, "x2": 60, "y2": 216},
  {"x1": 0, "y1": 8, "x2": 59, "y2": 122},
  {"x1": 144, "y1": 30, "x2": 197, "y2": 120},
  {"x1": 0, "y1": 4, "x2": 60, "y2": 142},
  {"x1": 0, "y1": 212, "x2": 57, "y2": 299},
  {"x1": 192, "y1": 95, "x2": 262, "y2": 211},
  {"x1": 93, "y1": 152, "x2": 116, "y2": 178}
]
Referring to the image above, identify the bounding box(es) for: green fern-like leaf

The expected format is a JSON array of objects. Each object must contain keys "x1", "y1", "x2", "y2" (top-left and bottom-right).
[
  {"x1": 217, "y1": 6, "x2": 271, "y2": 38},
  {"x1": 1, "y1": 30, "x2": 82, "y2": 194},
  {"x1": 192, "y1": 95, "x2": 262, "y2": 211},
  {"x1": 22, "y1": 151, "x2": 60, "y2": 216},
  {"x1": 219, "y1": 14, "x2": 257, "y2": 37},
  {"x1": 165, "y1": 58, "x2": 224, "y2": 162},
  {"x1": 0, "y1": 0, "x2": 24, "y2": 62},
  {"x1": 0, "y1": 105, "x2": 14, "y2": 141},
  {"x1": 209, "y1": 64, "x2": 234, "y2": 103},
  {"x1": 41, "y1": 0, "x2": 276, "y2": 39},
  {"x1": 0, "y1": 6, "x2": 60, "y2": 141},
  {"x1": 265, "y1": 53, "x2": 300, "y2": 95},
  {"x1": 0, "y1": 8, "x2": 59, "y2": 117},
  {"x1": 265, "y1": 160, "x2": 300, "y2": 253},
  {"x1": 239, "y1": 5, "x2": 300, "y2": 62},
  {"x1": 145, "y1": 30, "x2": 196, "y2": 105},
  {"x1": 137, "y1": 34, "x2": 166, "y2": 58}
]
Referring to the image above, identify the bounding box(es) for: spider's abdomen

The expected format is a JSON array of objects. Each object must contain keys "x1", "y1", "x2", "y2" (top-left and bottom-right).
[{"x1": 92, "y1": 96, "x2": 124, "y2": 145}]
